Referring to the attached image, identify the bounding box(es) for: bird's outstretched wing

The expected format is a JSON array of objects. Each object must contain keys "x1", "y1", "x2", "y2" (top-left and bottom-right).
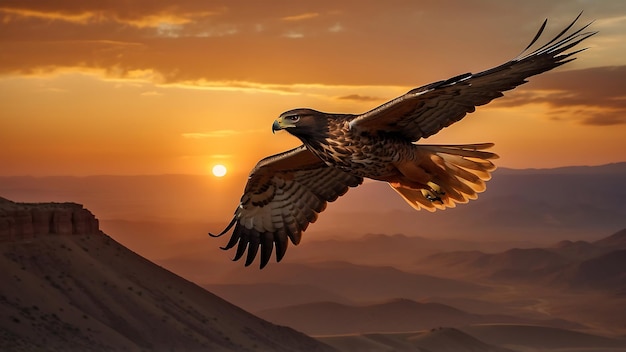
[
  {"x1": 210, "y1": 145, "x2": 363, "y2": 268},
  {"x1": 349, "y1": 13, "x2": 596, "y2": 141}
]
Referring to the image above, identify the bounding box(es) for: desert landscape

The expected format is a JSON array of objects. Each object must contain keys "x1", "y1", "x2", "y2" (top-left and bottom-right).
[
  {"x1": 3, "y1": 2, "x2": 626, "y2": 350},
  {"x1": 0, "y1": 198, "x2": 333, "y2": 351},
  {"x1": 1, "y1": 163, "x2": 626, "y2": 351}
]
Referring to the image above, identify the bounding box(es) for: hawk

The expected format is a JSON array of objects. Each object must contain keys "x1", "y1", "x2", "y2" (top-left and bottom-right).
[{"x1": 211, "y1": 14, "x2": 595, "y2": 268}]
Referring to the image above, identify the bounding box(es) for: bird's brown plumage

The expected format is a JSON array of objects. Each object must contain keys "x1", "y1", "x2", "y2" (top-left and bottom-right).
[{"x1": 211, "y1": 14, "x2": 596, "y2": 268}]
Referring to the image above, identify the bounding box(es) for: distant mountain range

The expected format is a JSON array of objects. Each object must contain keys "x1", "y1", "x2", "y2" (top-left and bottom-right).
[
  {"x1": 314, "y1": 162, "x2": 626, "y2": 241},
  {"x1": 205, "y1": 228, "x2": 626, "y2": 339},
  {"x1": 421, "y1": 228, "x2": 626, "y2": 294},
  {"x1": 280, "y1": 233, "x2": 540, "y2": 270}
]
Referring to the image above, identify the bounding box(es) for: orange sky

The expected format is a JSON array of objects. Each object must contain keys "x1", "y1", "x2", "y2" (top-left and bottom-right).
[{"x1": 1, "y1": 1, "x2": 626, "y2": 180}]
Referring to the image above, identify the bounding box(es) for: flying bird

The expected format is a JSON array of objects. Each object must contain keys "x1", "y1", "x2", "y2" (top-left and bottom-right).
[{"x1": 211, "y1": 14, "x2": 595, "y2": 268}]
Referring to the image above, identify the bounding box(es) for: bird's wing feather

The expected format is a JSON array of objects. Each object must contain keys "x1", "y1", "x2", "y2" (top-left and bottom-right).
[
  {"x1": 349, "y1": 13, "x2": 596, "y2": 141},
  {"x1": 210, "y1": 145, "x2": 362, "y2": 268}
]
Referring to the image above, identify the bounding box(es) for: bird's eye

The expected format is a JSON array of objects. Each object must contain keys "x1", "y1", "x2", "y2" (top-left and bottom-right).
[{"x1": 286, "y1": 115, "x2": 300, "y2": 122}]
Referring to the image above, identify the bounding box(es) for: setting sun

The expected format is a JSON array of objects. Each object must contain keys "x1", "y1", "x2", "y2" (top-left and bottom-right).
[{"x1": 212, "y1": 164, "x2": 227, "y2": 177}]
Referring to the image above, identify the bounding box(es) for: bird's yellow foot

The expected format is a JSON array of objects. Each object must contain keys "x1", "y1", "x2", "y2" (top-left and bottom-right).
[{"x1": 427, "y1": 181, "x2": 446, "y2": 196}]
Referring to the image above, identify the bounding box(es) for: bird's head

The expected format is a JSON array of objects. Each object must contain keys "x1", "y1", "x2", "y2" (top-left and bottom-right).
[{"x1": 272, "y1": 108, "x2": 330, "y2": 140}]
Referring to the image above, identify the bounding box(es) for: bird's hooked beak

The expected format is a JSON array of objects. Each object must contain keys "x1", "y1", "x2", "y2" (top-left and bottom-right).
[
  {"x1": 271, "y1": 119, "x2": 282, "y2": 134},
  {"x1": 271, "y1": 116, "x2": 296, "y2": 134}
]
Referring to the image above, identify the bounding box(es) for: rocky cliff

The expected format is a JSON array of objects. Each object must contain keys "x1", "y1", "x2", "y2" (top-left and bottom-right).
[{"x1": 0, "y1": 197, "x2": 101, "y2": 241}]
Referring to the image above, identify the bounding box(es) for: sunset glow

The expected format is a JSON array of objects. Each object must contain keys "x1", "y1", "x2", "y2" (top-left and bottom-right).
[{"x1": 1, "y1": 1, "x2": 625, "y2": 182}]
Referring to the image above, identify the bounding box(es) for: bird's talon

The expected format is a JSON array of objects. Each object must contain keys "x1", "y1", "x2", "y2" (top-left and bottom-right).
[
  {"x1": 427, "y1": 181, "x2": 446, "y2": 196},
  {"x1": 422, "y1": 189, "x2": 443, "y2": 203}
]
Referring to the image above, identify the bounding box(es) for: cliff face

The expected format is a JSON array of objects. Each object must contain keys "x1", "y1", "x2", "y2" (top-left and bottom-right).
[{"x1": 0, "y1": 197, "x2": 100, "y2": 241}]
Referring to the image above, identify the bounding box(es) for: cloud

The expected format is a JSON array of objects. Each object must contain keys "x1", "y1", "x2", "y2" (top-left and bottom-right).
[
  {"x1": 337, "y1": 94, "x2": 381, "y2": 102},
  {"x1": 283, "y1": 31, "x2": 305, "y2": 39},
  {"x1": 182, "y1": 129, "x2": 264, "y2": 139},
  {"x1": 37, "y1": 87, "x2": 67, "y2": 93},
  {"x1": 1, "y1": 2, "x2": 624, "y2": 88},
  {"x1": 168, "y1": 80, "x2": 299, "y2": 95},
  {"x1": 0, "y1": 7, "x2": 96, "y2": 24},
  {"x1": 580, "y1": 111, "x2": 626, "y2": 126},
  {"x1": 210, "y1": 154, "x2": 232, "y2": 159},
  {"x1": 281, "y1": 13, "x2": 319, "y2": 22},
  {"x1": 0, "y1": 6, "x2": 219, "y2": 28},
  {"x1": 495, "y1": 66, "x2": 626, "y2": 126},
  {"x1": 328, "y1": 23, "x2": 343, "y2": 33},
  {"x1": 140, "y1": 91, "x2": 162, "y2": 96},
  {"x1": 182, "y1": 132, "x2": 235, "y2": 139}
]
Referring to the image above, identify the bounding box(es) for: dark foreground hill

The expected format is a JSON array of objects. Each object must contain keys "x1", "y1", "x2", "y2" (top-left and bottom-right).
[{"x1": 0, "y1": 198, "x2": 334, "y2": 352}]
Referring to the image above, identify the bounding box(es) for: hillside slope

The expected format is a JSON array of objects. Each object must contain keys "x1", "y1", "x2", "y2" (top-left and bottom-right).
[{"x1": 0, "y1": 198, "x2": 334, "y2": 352}]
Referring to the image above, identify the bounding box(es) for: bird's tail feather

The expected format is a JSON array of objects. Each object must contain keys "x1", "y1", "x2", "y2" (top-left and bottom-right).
[{"x1": 389, "y1": 143, "x2": 498, "y2": 212}]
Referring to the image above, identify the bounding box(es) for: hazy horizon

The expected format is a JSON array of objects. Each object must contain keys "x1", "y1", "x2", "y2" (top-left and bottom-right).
[
  {"x1": 2, "y1": 161, "x2": 626, "y2": 177},
  {"x1": 2, "y1": 163, "x2": 625, "y2": 239}
]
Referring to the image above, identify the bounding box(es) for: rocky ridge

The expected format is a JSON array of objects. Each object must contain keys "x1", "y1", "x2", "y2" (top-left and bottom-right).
[{"x1": 0, "y1": 197, "x2": 100, "y2": 241}]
